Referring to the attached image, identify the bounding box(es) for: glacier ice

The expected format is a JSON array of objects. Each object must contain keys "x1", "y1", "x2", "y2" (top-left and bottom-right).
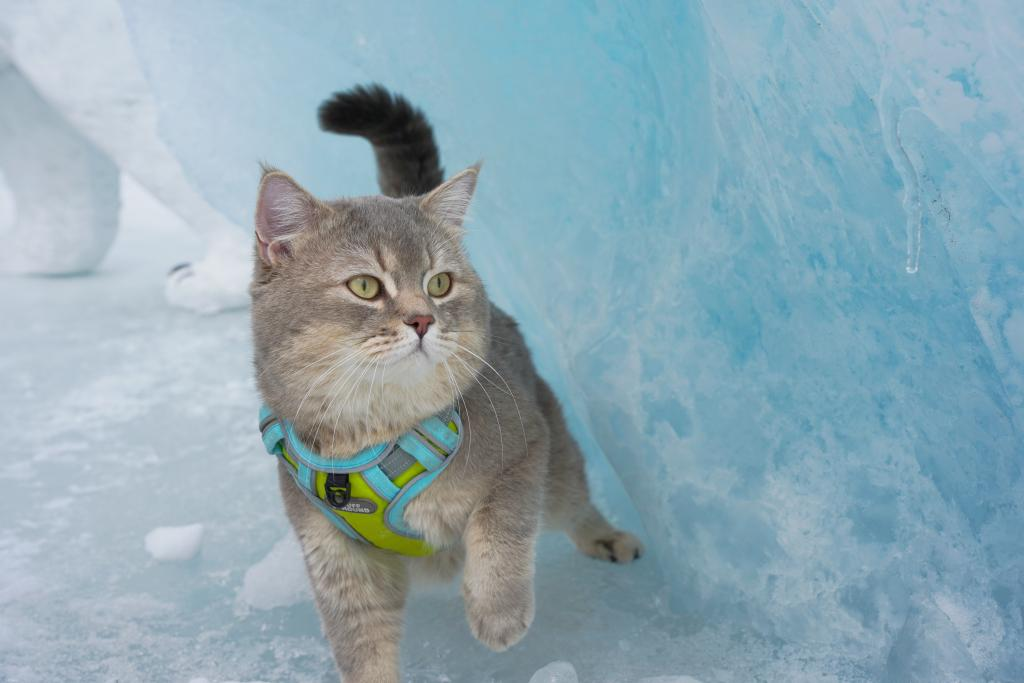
[
  {"x1": 883, "y1": 598, "x2": 985, "y2": 683},
  {"x1": 2, "y1": 1, "x2": 1023, "y2": 681}
]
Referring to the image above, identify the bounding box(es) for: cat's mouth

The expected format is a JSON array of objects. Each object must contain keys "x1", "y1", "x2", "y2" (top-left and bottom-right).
[
  {"x1": 385, "y1": 338, "x2": 434, "y2": 365},
  {"x1": 410, "y1": 340, "x2": 435, "y2": 362},
  {"x1": 377, "y1": 341, "x2": 441, "y2": 386},
  {"x1": 373, "y1": 330, "x2": 446, "y2": 378}
]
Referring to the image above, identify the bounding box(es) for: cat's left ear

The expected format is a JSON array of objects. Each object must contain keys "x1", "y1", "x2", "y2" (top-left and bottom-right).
[
  {"x1": 255, "y1": 169, "x2": 325, "y2": 266},
  {"x1": 420, "y1": 164, "x2": 480, "y2": 232}
]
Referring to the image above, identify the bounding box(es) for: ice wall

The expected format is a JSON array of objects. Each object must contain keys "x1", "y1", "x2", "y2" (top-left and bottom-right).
[{"x1": 121, "y1": 1, "x2": 1024, "y2": 678}]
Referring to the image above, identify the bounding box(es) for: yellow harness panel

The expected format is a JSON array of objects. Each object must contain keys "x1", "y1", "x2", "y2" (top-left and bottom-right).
[{"x1": 261, "y1": 407, "x2": 461, "y2": 557}]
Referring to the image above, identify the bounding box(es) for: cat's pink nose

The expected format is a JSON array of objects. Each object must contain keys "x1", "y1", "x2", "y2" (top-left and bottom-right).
[{"x1": 405, "y1": 314, "x2": 434, "y2": 338}]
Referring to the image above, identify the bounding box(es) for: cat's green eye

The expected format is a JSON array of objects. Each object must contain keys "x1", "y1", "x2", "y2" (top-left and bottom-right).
[
  {"x1": 347, "y1": 275, "x2": 381, "y2": 300},
  {"x1": 427, "y1": 272, "x2": 452, "y2": 297}
]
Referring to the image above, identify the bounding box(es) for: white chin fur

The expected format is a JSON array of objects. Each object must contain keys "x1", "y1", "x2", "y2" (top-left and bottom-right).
[{"x1": 387, "y1": 347, "x2": 441, "y2": 386}]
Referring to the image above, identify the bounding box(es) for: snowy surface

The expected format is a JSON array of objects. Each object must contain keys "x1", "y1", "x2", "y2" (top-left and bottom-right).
[
  {"x1": 1, "y1": 1, "x2": 1022, "y2": 681},
  {"x1": 145, "y1": 524, "x2": 205, "y2": 562}
]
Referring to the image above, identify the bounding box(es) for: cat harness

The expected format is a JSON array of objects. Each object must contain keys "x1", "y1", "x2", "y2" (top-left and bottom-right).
[{"x1": 258, "y1": 405, "x2": 462, "y2": 557}]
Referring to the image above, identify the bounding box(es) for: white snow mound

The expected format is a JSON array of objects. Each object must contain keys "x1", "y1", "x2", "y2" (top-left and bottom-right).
[
  {"x1": 238, "y1": 531, "x2": 310, "y2": 610},
  {"x1": 144, "y1": 523, "x2": 204, "y2": 561}
]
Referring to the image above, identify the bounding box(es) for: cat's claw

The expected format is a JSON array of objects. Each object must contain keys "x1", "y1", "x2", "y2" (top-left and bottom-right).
[{"x1": 576, "y1": 529, "x2": 644, "y2": 564}]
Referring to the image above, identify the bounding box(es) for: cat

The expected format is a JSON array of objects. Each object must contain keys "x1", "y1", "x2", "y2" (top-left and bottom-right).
[{"x1": 251, "y1": 84, "x2": 642, "y2": 683}]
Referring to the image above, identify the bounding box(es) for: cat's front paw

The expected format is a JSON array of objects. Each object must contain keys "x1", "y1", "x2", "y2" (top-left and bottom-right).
[
  {"x1": 463, "y1": 577, "x2": 534, "y2": 651},
  {"x1": 575, "y1": 529, "x2": 644, "y2": 564}
]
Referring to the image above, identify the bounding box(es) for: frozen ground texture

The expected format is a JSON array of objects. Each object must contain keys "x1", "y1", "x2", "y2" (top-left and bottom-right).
[{"x1": 1, "y1": 1, "x2": 1023, "y2": 681}]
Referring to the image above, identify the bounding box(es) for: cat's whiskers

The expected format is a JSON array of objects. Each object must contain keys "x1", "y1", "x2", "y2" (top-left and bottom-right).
[
  {"x1": 293, "y1": 346, "x2": 363, "y2": 426},
  {"x1": 442, "y1": 358, "x2": 473, "y2": 472},
  {"x1": 376, "y1": 356, "x2": 388, "y2": 412},
  {"x1": 257, "y1": 340, "x2": 353, "y2": 382},
  {"x1": 444, "y1": 328, "x2": 517, "y2": 349},
  {"x1": 297, "y1": 330, "x2": 468, "y2": 454},
  {"x1": 308, "y1": 355, "x2": 364, "y2": 446},
  {"x1": 438, "y1": 337, "x2": 511, "y2": 397},
  {"x1": 450, "y1": 352, "x2": 503, "y2": 470},
  {"x1": 449, "y1": 341, "x2": 528, "y2": 452},
  {"x1": 361, "y1": 334, "x2": 419, "y2": 366},
  {"x1": 312, "y1": 355, "x2": 372, "y2": 449},
  {"x1": 322, "y1": 357, "x2": 377, "y2": 448},
  {"x1": 366, "y1": 358, "x2": 383, "y2": 415}
]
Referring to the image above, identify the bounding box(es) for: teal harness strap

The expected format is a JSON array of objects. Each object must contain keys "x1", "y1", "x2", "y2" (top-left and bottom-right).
[
  {"x1": 361, "y1": 464, "x2": 401, "y2": 498},
  {"x1": 259, "y1": 405, "x2": 462, "y2": 556}
]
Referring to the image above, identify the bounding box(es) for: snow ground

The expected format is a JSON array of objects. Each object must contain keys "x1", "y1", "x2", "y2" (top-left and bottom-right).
[{"x1": 0, "y1": 179, "x2": 889, "y2": 683}]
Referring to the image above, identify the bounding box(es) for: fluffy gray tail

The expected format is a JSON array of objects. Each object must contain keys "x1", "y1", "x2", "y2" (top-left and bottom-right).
[{"x1": 318, "y1": 84, "x2": 444, "y2": 197}]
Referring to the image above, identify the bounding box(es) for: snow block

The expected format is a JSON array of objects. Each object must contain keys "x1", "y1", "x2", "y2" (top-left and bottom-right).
[
  {"x1": 0, "y1": 59, "x2": 119, "y2": 274},
  {"x1": 1, "y1": 0, "x2": 250, "y2": 309},
  {"x1": 144, "y1": 523, "x2": 204, "y2": 562}
]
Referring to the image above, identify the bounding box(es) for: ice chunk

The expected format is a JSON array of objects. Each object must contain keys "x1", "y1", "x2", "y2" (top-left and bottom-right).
[
  {"x1": 238, "y1": 531, "x2": 310, "y2": 611},
  {"x1": 528, "y1": 661, "x2": 578, "y2": 683},
  {"x1": 638, "y1": 677, "x2": 706, "y2": 683},
  {"x1": 144, "y1": 524, "x2": 204, "y2": 562}
]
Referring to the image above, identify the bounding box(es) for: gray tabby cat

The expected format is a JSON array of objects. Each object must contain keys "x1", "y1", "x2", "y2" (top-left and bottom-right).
[{"x1": 250, "y1": 84, "x2": 642, "y2": 683}]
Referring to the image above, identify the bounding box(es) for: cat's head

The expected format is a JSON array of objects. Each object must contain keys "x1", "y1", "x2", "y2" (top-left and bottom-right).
[{"x1": 250, "y1": 166, "x2": 489, "y2": 450}]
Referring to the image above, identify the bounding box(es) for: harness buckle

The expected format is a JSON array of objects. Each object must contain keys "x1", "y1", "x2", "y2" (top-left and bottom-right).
[{"x1": 324, "y1": 473, "x2": 351, "y2": 509}]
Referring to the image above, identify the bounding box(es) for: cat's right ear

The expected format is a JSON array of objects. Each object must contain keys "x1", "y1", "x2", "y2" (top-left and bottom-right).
[
  {"x1": 419, "y1": 164, "x2": 480, "y2": 233},
  {"x1": 255, "y1": 170, "x2": 321, "y2": 266}
]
